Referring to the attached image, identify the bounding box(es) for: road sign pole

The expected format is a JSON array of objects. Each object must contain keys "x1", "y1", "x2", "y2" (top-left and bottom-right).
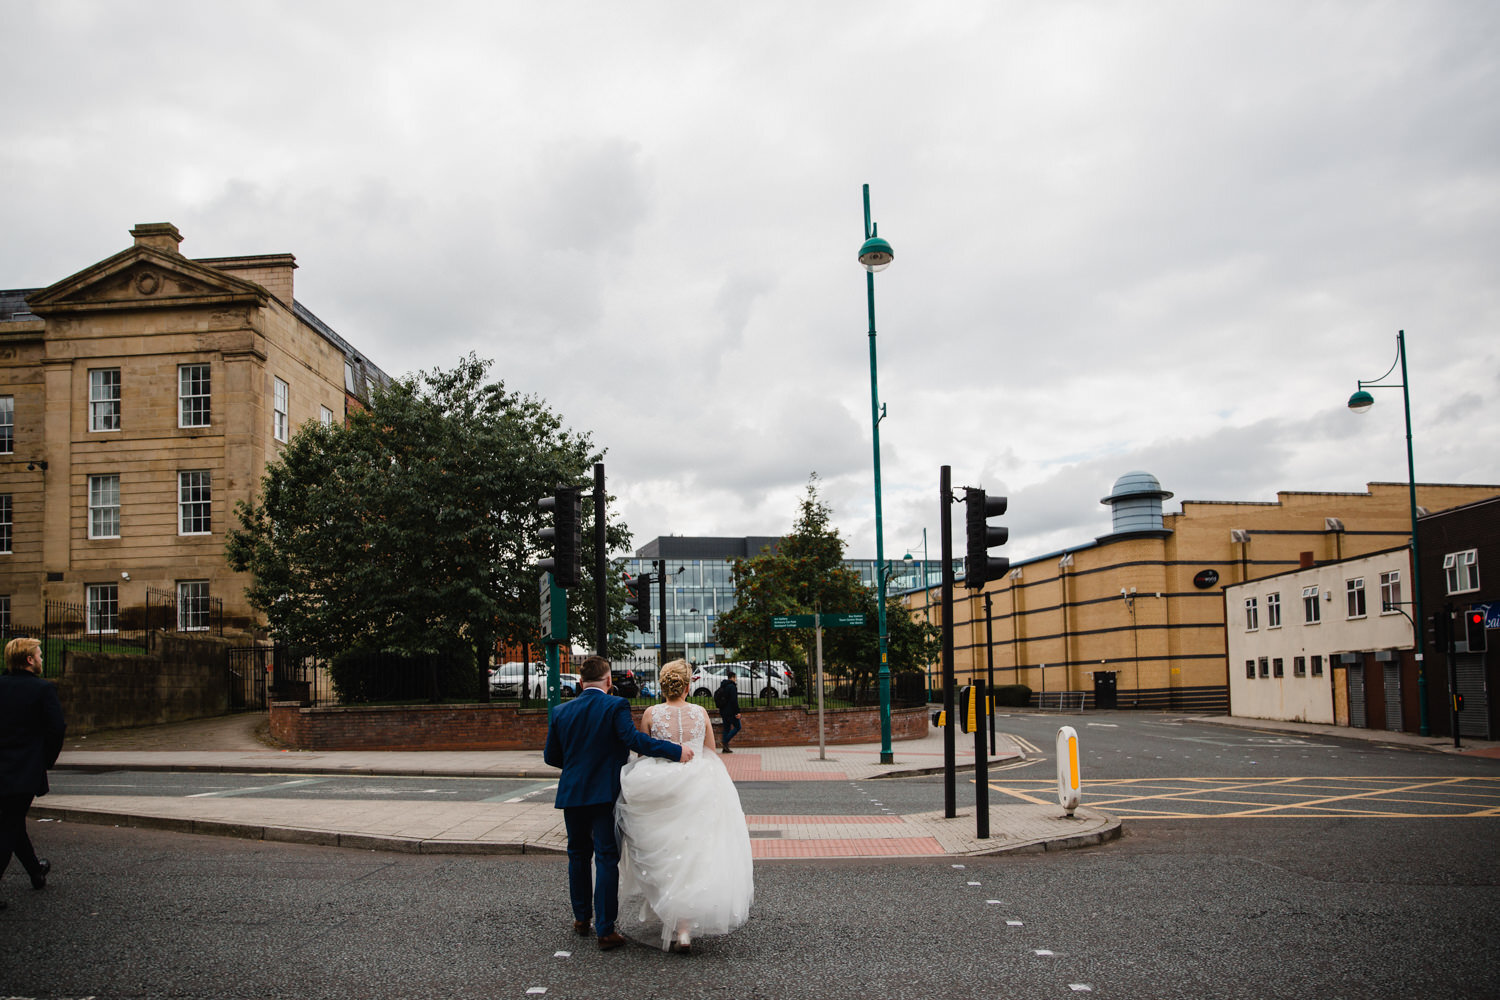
[{"x1": 816, "y1": 613, "x2": 827, "y2": 761}]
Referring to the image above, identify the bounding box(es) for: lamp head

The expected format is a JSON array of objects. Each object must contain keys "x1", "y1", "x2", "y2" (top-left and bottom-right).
[
  {"x1": 858, "y1": 235, "x2": 894, "y2": 273},
  {"x1": 903, "y1": 552, "x2": 914, "y2": 565},
  {"x1": 1347, "y1": 389, "x2": 1375, "y2": 413}
]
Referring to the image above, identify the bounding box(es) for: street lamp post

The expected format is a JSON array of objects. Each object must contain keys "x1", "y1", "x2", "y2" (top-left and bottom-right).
[
  {"x1": 1348, "y1": 329, "x2": 1428, "y2": 736},
  {"x1": 859, "y1": 183, "x2": 895, "y2": 765}
]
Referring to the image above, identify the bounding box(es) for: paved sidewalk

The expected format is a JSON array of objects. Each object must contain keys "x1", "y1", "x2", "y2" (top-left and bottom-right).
[
  {"x1": 43, "y1": 714, "x2": 1118, "y2": 860},
  {"x1": 1190, "y1": 714, "x2": 1500, "y2": 757}
]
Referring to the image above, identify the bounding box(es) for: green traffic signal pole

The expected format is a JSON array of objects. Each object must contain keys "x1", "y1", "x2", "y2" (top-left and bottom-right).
[
  {"x1": 1349, "y1": 329, "x2": 1428, "y2": 736},
  {"x1": 860, "y1": 183, "x2": 895, "y2": 765}
]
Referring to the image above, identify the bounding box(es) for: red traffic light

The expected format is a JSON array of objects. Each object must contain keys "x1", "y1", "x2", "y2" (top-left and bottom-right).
[{"x1": 1469, "y1": 611, "x2": 1485, "y2": 626}]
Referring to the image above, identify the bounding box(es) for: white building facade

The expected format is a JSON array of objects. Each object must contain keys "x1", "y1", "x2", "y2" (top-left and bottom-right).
[{"x1": 1225, "y1": 547, "x2": 1414, "y2": 726}]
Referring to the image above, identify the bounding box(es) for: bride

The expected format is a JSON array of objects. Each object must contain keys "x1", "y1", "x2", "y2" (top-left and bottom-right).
[{"x1": 616, "y1": 659, "x2": 754, "y2": 953}]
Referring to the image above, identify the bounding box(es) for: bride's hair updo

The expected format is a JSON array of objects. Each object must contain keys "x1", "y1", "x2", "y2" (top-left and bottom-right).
[{"x1": 658, "y1": 659, "x2": 692, "y2": 699}]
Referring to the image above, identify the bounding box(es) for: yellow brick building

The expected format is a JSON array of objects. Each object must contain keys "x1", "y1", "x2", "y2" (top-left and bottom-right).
[
  {"x1": 0, "y1": 223, "x2": 388, "y2": 635},
  {"x1": 903, "y1": 473, "x2": 1499, "y2": 712}
]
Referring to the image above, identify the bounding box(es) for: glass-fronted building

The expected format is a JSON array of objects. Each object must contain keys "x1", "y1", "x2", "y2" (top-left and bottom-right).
[{"x1": 619, "y1": 536, "x2": 953, "y2": 663}]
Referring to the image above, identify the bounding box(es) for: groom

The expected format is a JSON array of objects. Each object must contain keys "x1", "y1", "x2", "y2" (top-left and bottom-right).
[{"x1": 543, "y1": 655, "x2": 692, "y2": 950}]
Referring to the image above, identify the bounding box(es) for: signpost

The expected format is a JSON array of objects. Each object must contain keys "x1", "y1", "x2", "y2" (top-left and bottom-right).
[
  {"x1": 539, "y1": 573, "x2": 567, "y2": 716},
  {"x1": 770, "y1": 612, "x2": 867, "y2": 760}
]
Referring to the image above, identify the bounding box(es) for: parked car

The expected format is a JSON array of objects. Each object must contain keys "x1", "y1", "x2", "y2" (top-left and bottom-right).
[
  {"x1": 690, "y1": 666, "x2": 727, "y2": 699},
  {"x1": 610, "y1": 666, "x2": 640, "y2": 698},
  {"x1": 693, "y1": 662, "x2": 791, "y2": 700},
  {"x1": 489, "y1": 662, "x2": 578, "y2": 700}
]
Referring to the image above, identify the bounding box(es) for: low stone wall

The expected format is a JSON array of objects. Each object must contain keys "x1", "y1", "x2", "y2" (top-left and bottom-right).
[
  {"x1": 55, "y1": 635, "x2": 233, "y2": 735},
  {"x1": 269, "y1": 700, "x2": 929, "y2": 751}
]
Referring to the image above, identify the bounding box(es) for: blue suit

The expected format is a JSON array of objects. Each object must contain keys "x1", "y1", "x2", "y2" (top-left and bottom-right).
[{"x1": 543, "y1": 687, "x2": 681, "y2": 935}]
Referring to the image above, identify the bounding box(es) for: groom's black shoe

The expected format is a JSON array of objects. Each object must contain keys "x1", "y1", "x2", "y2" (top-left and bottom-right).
[
  {"x1": 598, "y1": 931, "x2": 627, "y2": 951},
  {"x1": 573, "y1": 920, "x2": 592, "y2": 937}
]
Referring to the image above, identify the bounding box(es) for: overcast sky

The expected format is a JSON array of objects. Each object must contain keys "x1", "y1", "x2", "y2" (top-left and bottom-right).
[{"x1": 4, "y1": 1, "x2": 1497, "y2": 564}]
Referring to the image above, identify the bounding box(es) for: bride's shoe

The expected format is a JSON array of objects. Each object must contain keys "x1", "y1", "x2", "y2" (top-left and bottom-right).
[{"x1": 669, "y1": 928, "x2": 692, "y2": 955}]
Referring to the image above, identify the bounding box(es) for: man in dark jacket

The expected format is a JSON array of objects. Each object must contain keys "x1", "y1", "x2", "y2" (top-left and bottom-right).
[
  {"x1": 715, "y1": 671, "x2": 742, "y2": 753},
  {"x1": 0, "y1": 637, "x2": 66, "y2": 907}
]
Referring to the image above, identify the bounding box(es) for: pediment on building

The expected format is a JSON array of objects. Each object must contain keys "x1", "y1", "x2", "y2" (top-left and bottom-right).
[{"x1": 27, "y1": 246, "x2": 270, "y2": 317}]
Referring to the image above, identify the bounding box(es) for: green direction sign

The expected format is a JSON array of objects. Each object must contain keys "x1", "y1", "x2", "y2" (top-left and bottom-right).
[{"x1": 771, "y1": 613, "x2": 866, "y2": 630}]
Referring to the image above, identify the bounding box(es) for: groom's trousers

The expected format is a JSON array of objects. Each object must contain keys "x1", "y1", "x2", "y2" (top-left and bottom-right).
[{"x1": 563, "y1": 802, "x2": 621, "y2": 936}]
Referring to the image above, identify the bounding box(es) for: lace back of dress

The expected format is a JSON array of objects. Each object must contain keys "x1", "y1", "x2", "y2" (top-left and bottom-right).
[{"x1": 649, "y1": 703, "x2": 706, "y2": 750}]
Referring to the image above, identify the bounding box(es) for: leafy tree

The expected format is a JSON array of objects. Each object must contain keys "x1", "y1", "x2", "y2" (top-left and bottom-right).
[
  {"x1": 715, "y1": 475, "x2": 939, "y2": 700},
  {"x1": 226, "y1": 354, "x2": 633, "y2": 694}
]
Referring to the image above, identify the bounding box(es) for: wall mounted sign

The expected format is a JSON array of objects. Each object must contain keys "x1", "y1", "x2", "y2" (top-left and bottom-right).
[{"x1": 1193, "y1": 569, "x2": 1220, "y2": 590}]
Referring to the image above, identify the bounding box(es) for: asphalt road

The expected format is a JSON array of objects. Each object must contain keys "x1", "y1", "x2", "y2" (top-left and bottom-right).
[
  {"x1": 15, "y1": 714, "x2": 1499, "y2": 998},
  {"x1": 5, "y1": 813, "x2": 1496, "y2": 1000}
]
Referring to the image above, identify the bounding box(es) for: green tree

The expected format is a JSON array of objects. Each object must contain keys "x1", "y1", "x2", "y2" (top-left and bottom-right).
[
  {"x1": 226, "y1": 354, "x2": 632, "y2": 693},
  {"x1": 715, "y1": 475, "x2": 939, "y2": 699}
]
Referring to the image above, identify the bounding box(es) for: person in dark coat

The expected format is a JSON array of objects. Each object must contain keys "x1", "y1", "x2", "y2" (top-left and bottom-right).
[
  {"x1": 714, "y1": 671, "x2": 742, "y2": 752},
  {"x1": 543, "y1": 655, "x2": 690, "y2": 950},
  {"x1": 0, "y1": 637, "x2": 66, "y2": 908}
]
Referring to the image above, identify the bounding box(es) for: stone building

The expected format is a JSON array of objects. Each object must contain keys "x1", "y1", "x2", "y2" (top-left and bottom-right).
[
  {"x1": 0, "y1": 223, "x2": 388, "y2": 635},
  {"x1": 901, "y1": 473, "x2": 1500, "y2": 713}
]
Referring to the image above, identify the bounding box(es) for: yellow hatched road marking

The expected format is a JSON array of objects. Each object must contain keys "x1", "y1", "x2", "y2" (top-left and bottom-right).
[
  {"x1": 983, "y1": 775, "x2": 1500, "y2": 819},
  {"x1": 1228, "y1": 776, "x2": 1473, "y2": 817}
]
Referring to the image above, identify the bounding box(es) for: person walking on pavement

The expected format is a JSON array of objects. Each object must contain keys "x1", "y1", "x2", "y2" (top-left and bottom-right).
[
  {"x1": 0, "y1": 637, "x2": 66, "y2": 909},
  {"x1": 543, "y1": 655, "x2": 692, "y2": 950},
  {"x1": 714, "y1": 671, "x2": 742, "y2": 753}
]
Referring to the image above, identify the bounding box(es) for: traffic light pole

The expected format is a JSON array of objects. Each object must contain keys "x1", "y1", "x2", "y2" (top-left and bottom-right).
[
  {"x1": 1445, "y1": 602, "x2": 1461, "y2": 749},
  {"x1": 984, "y1": 591, "x2": 996, "y2": 756},
  {"x1": 940, "y1": 465, "x2": 956, "y2": 819},
  {"x1": 656, "y1": 559, "x2": 667, "y2": 670},
  {"x1": 593, "y1": 464, "x2": 608, "y2": 657}
]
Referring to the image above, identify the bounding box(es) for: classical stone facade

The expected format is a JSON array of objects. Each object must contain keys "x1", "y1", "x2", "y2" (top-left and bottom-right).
[
  {"x1": 0, "y1": 223, "x2": 388, "y2": 634},
  {"x1": 903, "y1": 474, "x2": 1500, "y2": 713}
]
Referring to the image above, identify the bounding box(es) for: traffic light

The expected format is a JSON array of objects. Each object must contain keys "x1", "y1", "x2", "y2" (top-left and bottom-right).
[
  {"x1": 1426, "y1": 609, "x2": 1454, "y2": 651},
  {"x1": 1464, "y1": 608, "x2": 1487, "y2": 653},
  {"x1": 537, "y1": 486, "x2": 584, "y2": 587},
  {"x1": 625, "y1": 574, "x2": 652, "y2": 633},
  {"x1": 963, "y1": 487, "x2": 1009, "y2": 590}
]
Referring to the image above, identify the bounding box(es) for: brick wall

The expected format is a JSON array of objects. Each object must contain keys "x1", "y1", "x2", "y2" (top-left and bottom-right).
[
  {"x1": 269, "y1": 700, "x2": 930, "y2": 751},
  {"x1": 54, "y1": 634, "x2": 232, "y2": 734}
]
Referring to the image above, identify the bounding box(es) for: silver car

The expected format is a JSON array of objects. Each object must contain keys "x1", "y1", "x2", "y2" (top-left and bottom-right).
[{"x1": 489, "y1": 662, "x2": 577, "y2": 699}]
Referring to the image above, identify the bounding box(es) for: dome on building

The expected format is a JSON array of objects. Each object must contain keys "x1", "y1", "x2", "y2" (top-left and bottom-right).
[{"x1": 1100, "y1": 471, "x2": 1174, "y2": 537}]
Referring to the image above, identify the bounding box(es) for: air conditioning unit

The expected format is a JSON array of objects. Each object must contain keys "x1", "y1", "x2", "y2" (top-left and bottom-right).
[
  {"x1": 1325, "y1": 518, "x2": 1345, "y2": 532},
  {"x1": 1230, "y1": 529, "x2": 1250, "y2": 543}
]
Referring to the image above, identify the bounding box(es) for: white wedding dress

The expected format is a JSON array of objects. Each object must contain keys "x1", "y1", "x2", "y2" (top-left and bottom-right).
[{"x1": 616, "y1": 702, "x2": 754, "y2": 950}]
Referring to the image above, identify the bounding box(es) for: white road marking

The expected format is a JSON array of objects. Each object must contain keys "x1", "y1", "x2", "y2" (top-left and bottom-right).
[
  {"x1": 1007, "y1": 920, "x2": 1023, "y2": 926},
  {"x1": 187, "y1": 778, "x2": 330, "y2": 798},
  {"x1": 1034, "y1": 949, "x2": 1054, "y2": 956},
  {"x1": 553, "y1": 951, "x2": 571, "y2": 957},
  {"x1": 1069, "y1": 985, "x2": 1093, "y2": 992},
  {"x1": 495, "y1": 781, "x2": 559, "y2": 803}
]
